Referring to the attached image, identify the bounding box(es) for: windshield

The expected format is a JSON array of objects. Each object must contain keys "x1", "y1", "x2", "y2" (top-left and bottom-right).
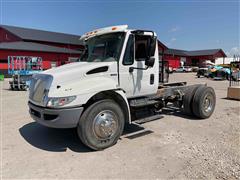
[{"x1": 79, "y1": 32, "x2": 125, "y2": 62}]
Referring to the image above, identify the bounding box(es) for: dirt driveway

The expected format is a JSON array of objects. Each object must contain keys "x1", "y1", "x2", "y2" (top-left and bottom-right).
[{"x1": 1, "y1": 73, "x2": 240, "y2": 179}]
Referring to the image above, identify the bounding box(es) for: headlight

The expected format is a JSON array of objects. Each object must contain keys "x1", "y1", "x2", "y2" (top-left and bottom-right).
[{"x1": 47, "y1": 96, "x2": 76, "y2": 107}]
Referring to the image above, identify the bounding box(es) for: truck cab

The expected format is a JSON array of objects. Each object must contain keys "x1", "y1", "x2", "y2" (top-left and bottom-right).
[{"x1": 28, "y1": 25, "x2": 216, "y2": 150}]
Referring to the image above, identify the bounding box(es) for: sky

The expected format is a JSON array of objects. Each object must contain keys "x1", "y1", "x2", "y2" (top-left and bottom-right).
[{"x1": 0, "y1": 0, "x2": 239, "y2": 56}]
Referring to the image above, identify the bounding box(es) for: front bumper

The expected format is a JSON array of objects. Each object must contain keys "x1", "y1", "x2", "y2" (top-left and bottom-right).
[{"x1": 28, "y1": 102, "x2": 84, "y2": 128}]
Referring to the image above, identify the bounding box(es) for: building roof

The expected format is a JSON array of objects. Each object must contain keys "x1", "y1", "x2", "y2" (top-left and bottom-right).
[
  {"x1": 157, "y1": 40, "x2": 168, "y2": 50},
  {"x1": 0, "y1": 41, "x2": 82, "y2": 54},
  {"x1": 0, "y1": 25, "x2": 82, "y2": 45},
  {"x1": 165, "y1": 48, "x2": 227, "y2": 57},
  {"x1": 186, "y1": 49, "x2": 227, "y2": 57},
  {"x1": 165, "y1": 48, "x2": 188, "y2": 56}
]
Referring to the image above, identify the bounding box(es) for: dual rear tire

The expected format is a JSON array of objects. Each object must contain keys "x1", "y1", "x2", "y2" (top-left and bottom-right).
[{"x1": 183, "y1": 85, "x2": 216, "y2": 119}]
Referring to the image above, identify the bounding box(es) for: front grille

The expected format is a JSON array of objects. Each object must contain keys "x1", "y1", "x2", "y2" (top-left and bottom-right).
[{"x1": 29, "y1": 74, "x2": 53, "y2": 106}]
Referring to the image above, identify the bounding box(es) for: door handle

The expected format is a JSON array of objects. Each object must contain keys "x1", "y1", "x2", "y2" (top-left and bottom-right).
[{"x1": 150, "y1": 74, "x2": 154, "y2": 85}]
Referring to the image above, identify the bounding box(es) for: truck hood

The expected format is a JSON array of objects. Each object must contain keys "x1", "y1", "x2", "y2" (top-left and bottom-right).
[
  {"x1": 42, "y1": 61, "x2": 117, "y2": 85},
  {"x1": 29, "y1": 61, "x2": 119, "y2": 106}
]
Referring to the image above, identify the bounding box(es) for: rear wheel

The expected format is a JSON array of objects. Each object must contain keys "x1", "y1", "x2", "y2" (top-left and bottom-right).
[
  {"x1": 192, "y1": 86, "x2": 216, "y2": 119},
  {"x1": 77, "y1": 99, "x2": 125, "y2": 150},
  {"x1": 182, "y1": 86, "x2": 201, "y2": 115}
]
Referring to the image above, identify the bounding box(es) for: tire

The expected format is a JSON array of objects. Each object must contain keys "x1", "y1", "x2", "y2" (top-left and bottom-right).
[
  {"x1": 182, "y1": 86, "x2": 201, "y2": 115},
  {"x1": 192, "y1": 86, "x2": 216, "y2": 119},
  {"x1": 77, "y1": 99, "x2": 125, "y2": 150}
]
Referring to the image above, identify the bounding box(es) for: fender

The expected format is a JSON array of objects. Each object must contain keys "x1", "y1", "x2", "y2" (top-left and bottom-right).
[
  {"x1": 82, "y1": 89, "x2": 131, "y2": 124},
  {"x1": 114, "y1": 90, "x2": 132, "y2": 124}
]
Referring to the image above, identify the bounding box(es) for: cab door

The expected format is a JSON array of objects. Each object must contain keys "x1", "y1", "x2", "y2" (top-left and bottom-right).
[{"x1": 119, "y1": 32, "x2": 159, "y2": 98}]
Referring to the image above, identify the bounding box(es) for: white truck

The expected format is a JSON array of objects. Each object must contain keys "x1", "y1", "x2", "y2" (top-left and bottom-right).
[{"x1": 28, "y1": 25, "x2": 216, "y2": 150}]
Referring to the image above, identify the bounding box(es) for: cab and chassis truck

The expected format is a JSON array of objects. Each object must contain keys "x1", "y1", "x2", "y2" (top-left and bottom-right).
[{"x1": 28, "y1": 25, "x2": 216, "y2": 150}]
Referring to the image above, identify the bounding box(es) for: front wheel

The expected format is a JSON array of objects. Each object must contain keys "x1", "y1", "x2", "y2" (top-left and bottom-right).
[{"x1": 77, "y1": 99, "x2": 125, "y2": 150}]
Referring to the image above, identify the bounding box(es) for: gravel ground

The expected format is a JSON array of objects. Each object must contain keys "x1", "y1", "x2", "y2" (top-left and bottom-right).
[{"x1": 1, "y1": 73, "x2": 240, "y2": 179}]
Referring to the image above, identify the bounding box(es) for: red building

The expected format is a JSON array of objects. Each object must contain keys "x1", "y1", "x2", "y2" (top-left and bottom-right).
[
  {"x1": 0, "y1": 25, "x2": 84, "y2": 76},
  {"x1": 163, "y1": 48, "x2": 227, "y2": 69}
]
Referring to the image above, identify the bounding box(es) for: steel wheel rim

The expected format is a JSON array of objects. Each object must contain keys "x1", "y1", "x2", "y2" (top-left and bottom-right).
[
  {"x1": 93, "y1": 110, "x2": 118, "y2": 140},
  {"x1": 203, "y1": 94, "x2": 213, "y2": 113}
]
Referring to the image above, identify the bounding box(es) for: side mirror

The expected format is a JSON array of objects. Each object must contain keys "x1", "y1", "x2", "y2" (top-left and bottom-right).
[
  {"x1": 149, "y1": 37, "x2": 157, "y2": 57},
  {"x1": 145, "y1": 57, "x2": 155, "y2": 67}
]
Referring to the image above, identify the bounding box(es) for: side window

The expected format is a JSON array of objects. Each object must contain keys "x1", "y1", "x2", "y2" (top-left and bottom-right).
[
  {"x1": 135, "y1": 35, "x2": 157, "y2": 61},
  {"x1": 135, "y1": 35, "x2": 153, "y2": 61},
  {"x1": 123, "y1": 34, "x2": 134, "y2": 65}
]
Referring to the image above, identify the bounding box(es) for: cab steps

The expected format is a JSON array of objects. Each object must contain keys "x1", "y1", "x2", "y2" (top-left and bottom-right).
[{"x1": 133, "y1": 114, "x2": 163, "y2": 124}]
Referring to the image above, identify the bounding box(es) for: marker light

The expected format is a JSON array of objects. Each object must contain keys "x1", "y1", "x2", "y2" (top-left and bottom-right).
[{"x1": 80, "y1": 25, "x2": 128, "y2": 41}]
